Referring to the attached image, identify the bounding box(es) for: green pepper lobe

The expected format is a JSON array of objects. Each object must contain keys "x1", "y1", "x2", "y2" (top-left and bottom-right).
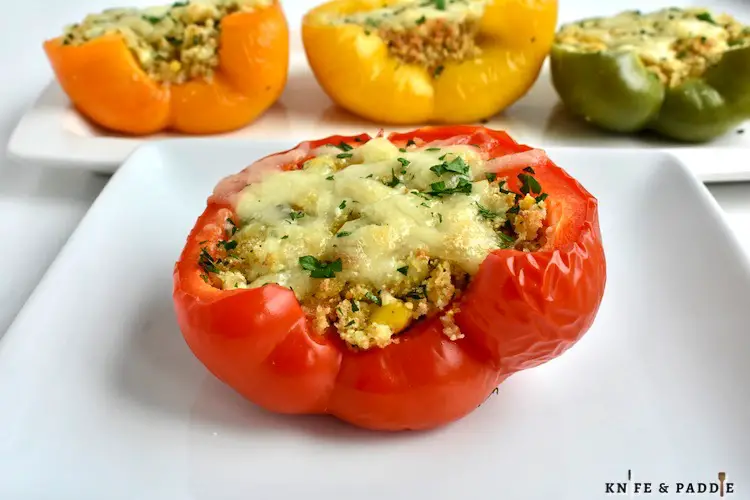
[
  {"x1": 550, "y1": 8, "x2": 750, "y2": 142},
  {"x1": 550, "y1": 46, "x2": 664, "y2": 133}
]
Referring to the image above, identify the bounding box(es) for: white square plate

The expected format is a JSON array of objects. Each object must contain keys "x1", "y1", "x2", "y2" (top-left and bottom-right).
[
  {"x1": 8, "y1": 0, "x2": 750, "y2": 181},
  {"x1": 1, "y1": 143, "x2": 749, "y2": 499}
]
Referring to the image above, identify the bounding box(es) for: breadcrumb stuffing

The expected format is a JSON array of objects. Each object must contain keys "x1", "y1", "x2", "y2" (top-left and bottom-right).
[
  {"x1": 555, "y1": 8, "x2": 750, "y2": 88},
  {"x1": 440, "y1": 308, "x2": 464, "y2": 341},
  {"x1": 217, "y1": 270, "x2": 248, "y2": 289},
  {"x1": 426, "y1": 261, "x2": 455, "y2": 309},
  {"x1": 61, "y1": 0, "x2": 272, "y2": 84},
  {"x1": 515, "y1": 200, "x2": 547, "y2": 242},
  {"x1": 200, "y1": 139, "x2": 551, "y2": 351},
  {"x1": 310, "y1": 304, "x2": 333, "y2": 333},
  {"x1": 379, "y1": 19, "x2": 481, "y2": 75},
  {"x1": 314, "y1": 278, "x2": 345, "y2": 300},
  {"x1": 346, "y1": 324, "x2": 395, "y2": 350},
  {"x1": 409, "y1": 298, "x2": 430, "y2": 318},
  {"x1": 336, "y1": 0, "x2": 485, "y2": 75}
]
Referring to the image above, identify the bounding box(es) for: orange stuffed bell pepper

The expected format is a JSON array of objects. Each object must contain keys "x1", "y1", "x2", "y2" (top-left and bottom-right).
[
  {"x1": 173, "y1": 125, "x2": 607, "y2": 431},
  {"x1": 302, "y1": 0, "x2": 557, "y2": 124},
  {"x1": 43, "y1": 0, "x2": 288, "y2": 135}
]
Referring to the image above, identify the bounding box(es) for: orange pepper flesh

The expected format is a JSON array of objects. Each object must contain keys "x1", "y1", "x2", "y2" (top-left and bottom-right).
[
  {"x1": 302, "y1": 0, "x2": 558, "y2": 124},
  {"x1": 43, "y1": 1, "x2": 289, "y2": 135}
]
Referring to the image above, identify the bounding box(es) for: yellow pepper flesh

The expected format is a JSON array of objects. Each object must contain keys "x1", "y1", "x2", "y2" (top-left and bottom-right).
[
  {"x1": 302, "y1": 0, "x2": 558, "y2": 124},
  {"x1": 370, "y1": 301, "x2": 413, "y2": 334}
]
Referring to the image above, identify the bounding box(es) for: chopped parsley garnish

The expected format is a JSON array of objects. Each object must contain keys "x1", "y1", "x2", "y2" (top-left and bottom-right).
[
  {"x1": 166, "y1": 36, "x2": 182, "y2": 46},
  {"x1": 337, "y1": 153, "x2": 353, "y2": 159},
  {"x1": 416, "y1": 15, "x2": 427, "y2": 25},
  {"x1": 427, "y1": 177, "x2": 472, "y2": 197},
  {"x1": 523, "y1": 166, "x2": 535, "y2": 174},
  {"x1": 351, "y1": 301, "x2": 359, "y2": 312},
  {"x1": 406, "y1": 139, "x2": 417, "y2": 147},
  {"x1": 438, "y1": 213, "x2": 443, "y2": 223},
  {"x1": 172, "y1": 0, "x2": 189, "y2": 6},
  {"x1": 397, "y1": 266, "x2": 409, "y2": 275},
  {"x1": 696, "y1": 12, "x2": 716, "y2": 24},
  {"x1": 506, "y1": 205, "x2": 520, "y2": 215},
  {"x1": 142, "y1": 15, "x2": 162, "y2": 24},
  {"x1": 498, "y1": 232, "x2": 515, "y2": 248},
  {"x1": 430, "y1": 156, "x2": 469, "y2": 177},
  {"x1": 200, "y1": 274, "x2": 209, "y2": 283},
  {"x1": 287, "y1": 210, "x2": 305, "y2": 222},
  {"x1": 498, "y1": 180, "x2": 512, "y2": 194},
  {"x1": 434, "y1": 0, "x2": 446, "y2": 11},
  {"x1": 299, "y1": 256, "x2": 343, "y2": 279},
  {"x1": 397, "y1": 157, "x2": 410, "y2": 167},
  {"x1": 535, "y1": 193, "x2": 548, "y2": 203},
  {"x1": 399, "y1": 148, "x2": 407, "y2": 153},
  {"x1": 198, "y1": 248, "x2": 218, "y2": 274},
  {"x1": 433, "y1": 65, "x2": 445, "y2": 78},
  {"x1": 326, "y1": 175, "x2": 334, "y2": 180},
  {"x1": 339, "y1": 200, "x2": 347, "y2": 210},
  {"x1": 428, "y1": 180, "x2": 449, "y2": 195},
  {"x1": 486, "y1": 172, "x2": 497, "y2": 182},
  {"x1": 281, "y1": 235, "x2": 289, "y2": 240},
  {"x1": 218, "y1": 240, "x2": 238, "y2": 251},
  {"x1": 425, "y1": 147, "x2": 441, "y2": 152},
  {"x1": 226, "y1": 218, "x2": 238, "y2": 236},
  {"x1": 518, "y1": 173, "x2": 542, "y2": 195},
  {"x1": 337, "y1": 142, "x2": 353, "y2": 152},
  {"x1": 476, "y1": 203, "x2": 498, "y2": 219},
  {"x1": 364, "y1": 291, "x2": 382, "y2": 306},
  {"x1": 386, "y1": 169, "x2": 401, "y2": 187},
  {"x1": 405, "y1": 285, "x2": 427, "y2": 300},
  {"x1": 346, "y1": 320, "x2": 356, "y2": 327},
  {"x1": 336, "y1": 231, "x2": 351, "y2": 238}
]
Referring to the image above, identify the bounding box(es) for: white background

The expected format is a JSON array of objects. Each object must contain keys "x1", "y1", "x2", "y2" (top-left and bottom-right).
[{"x1": 1, "y1": 0, "x2": 750, "y2": 336}]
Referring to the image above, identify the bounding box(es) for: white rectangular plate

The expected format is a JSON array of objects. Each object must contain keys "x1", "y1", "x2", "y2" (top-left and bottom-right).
[
  {"x1": 9, "y1": 0, "x2": 750, "y2": 181},
  {"x1": 1, "y1": 142, "x2": 749, "y2": 499}
]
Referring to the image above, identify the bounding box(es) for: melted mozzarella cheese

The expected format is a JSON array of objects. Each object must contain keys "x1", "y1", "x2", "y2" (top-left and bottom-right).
[
  {"x1": 333, "y1": 0, "x2": 486, "y2": 29},
  {"x1": 557, "y1": 8, "x2": 737, "y2": 57},
  {"x1": 233, "y1": 138, "x2": 507, "y2": 300},
  {"x1": 555, "y1": 8, "x2": 750, "y2": 87},
  {"x1": 61, "y1": 0, "x2": 271, "y2": 83}
]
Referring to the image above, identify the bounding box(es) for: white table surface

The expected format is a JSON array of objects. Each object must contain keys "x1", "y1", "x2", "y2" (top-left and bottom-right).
[{"x1": 2, "y1": 0, "x2": 750, "y2": 338}]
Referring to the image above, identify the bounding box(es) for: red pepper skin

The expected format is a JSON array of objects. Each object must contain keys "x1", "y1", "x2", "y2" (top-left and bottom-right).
[{"x1": 173, "y1": 126, "x2": 607, "y2": 431}]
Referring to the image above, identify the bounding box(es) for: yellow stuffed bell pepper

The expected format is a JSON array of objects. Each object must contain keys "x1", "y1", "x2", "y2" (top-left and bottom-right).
[{"x1": 302, "y1": 0, "x2": 557, "y2": 124}]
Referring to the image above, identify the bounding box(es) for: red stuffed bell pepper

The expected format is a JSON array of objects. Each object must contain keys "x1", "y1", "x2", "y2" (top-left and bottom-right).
[{"x1": 173, "y1": 126, "x2": 606, "y2": 431}]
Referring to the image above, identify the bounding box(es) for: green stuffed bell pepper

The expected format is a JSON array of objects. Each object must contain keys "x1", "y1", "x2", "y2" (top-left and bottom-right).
[{"x1": 550, "y1": 8, "x2": 750, "y2": 142}]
